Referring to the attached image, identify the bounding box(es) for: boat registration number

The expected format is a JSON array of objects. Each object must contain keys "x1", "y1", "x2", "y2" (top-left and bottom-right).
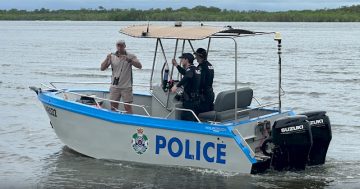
[{"x1": 45, "y1": 106, "x2": 57, "y2": 117}]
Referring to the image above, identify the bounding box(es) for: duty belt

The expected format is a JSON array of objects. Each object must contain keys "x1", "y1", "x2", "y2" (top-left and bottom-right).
[
  {"x1": 183, "y1": 92, "x2": 200, "y2": 102},
  {"x1": 201, "y1": 88, "x2": 213, "y2": 93}
]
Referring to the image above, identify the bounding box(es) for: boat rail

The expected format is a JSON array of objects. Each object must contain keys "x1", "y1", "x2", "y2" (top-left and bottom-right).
[
  {"x1": 165, "y1": 108, "x2": 201, "y2": 123},
  {"x1": 237, "y1": 102, "x2": 279, "y2": 114},
  {"x1": 49, "y1": 81, "x2": 174, "y2": 111},
  {"x1": 252, "y1": 97, "x2": 261, "y2": 106},
  {"x1": 148, "y1": 90, "x2": 168, "y2": 109},
  {"x1": 40, "y1": 83, "x2": 151, "y2": 116},
  {"x1": 49, "y1": 81, "x2": 150, "y2": 89},
  {"x1": 44, "y1": 82, "x2": 203, "y2": 122}
]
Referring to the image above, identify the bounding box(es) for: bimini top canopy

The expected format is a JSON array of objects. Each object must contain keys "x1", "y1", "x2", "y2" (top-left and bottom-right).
[{"x1": 120, "y1": 24, "x2": 264, "y2": 40}]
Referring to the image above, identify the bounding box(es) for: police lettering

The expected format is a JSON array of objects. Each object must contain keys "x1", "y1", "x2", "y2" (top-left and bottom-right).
[{"x1": 155, "y1": 135, "x2": 226, "y2": 164}]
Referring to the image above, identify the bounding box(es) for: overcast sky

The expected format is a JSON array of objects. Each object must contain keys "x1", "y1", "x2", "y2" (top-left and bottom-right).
[{"x1": 0, "y1": 0, "x2": 359, "y2": 11}]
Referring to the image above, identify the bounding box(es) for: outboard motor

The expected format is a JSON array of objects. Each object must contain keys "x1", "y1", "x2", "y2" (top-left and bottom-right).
[
  {"x1": 271, "y1": 115, "x2": 313, "y2": 170},
  {"x1": 300, "y1": 111, "x2": 332, "y2": 165}
]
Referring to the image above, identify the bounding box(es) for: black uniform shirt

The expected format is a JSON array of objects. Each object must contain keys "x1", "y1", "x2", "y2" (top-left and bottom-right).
[
  {"x1": 198, "y1": 60, "x2": 214, "y2": 93},
  {"x1": 176, "y1": 65, "x2": 201, "y2": 95}
]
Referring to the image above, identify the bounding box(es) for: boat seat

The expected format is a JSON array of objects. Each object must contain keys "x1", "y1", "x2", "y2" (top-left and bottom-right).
[{"x1": 198, "y1": 87, "x2": 253, "y2": 122}]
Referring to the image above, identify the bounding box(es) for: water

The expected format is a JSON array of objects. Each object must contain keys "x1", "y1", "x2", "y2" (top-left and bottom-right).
[{"x1": 0, "y1": 21, "x2": 359, "y2": 188}]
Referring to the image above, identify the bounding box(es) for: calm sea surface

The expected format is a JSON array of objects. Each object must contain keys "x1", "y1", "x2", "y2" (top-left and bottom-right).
[{"x1": 0, "y1": 21, "x2": 359, "y2": 188}]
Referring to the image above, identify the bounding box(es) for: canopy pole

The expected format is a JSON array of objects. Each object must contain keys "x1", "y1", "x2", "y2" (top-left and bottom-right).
[
  {"x1": 274, "y1": 32, "x2": 282, "y2": 112},
  {"x1": 181, "y1": 39, "x2": 186, "y2": 55},
  {"x1": 232, "y1": 37, "x2": 238, "y2": 121},
  {"x1": 158, "y1": 39, "x2": 168, "y2": 63},
  {"x1": 166, "y1": 39, "x2": 179, "y2": 108},
  {"x1": 207, "y1": 37, "x2": 212, "y2": 58},
  {"x1": 159, "y1": 39, "x2": 168, "y2": 87},
  {"x1": 169, "y1": 39, "x2": 179, "y2": 80},
  {"x1": 177, "y1": 40, "x2": 186, "y2": 80},
  {"x1": 187, "y1": 40, "x2": 195, "y2": 53},
  {"x1": 150, "y1": 38, "x2": 159, "y2": 90}
]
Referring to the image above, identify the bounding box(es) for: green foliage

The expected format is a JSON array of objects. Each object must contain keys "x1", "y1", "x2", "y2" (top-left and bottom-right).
[{"x1": 0, "y1": 5, "x2": 359, "y2": 21}]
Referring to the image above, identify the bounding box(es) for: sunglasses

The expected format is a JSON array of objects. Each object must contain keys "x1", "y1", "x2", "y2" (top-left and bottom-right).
[{"x1": 116, "y1": 43, "x2": 125, "y2": 46}]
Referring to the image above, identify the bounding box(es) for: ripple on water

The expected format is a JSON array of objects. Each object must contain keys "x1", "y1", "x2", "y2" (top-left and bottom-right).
[
  {"x1": 308, "y1": 91, "x2": 326, "y2": 98},
  {"x1": 17, "y1": 155, "x2": 33, "y2": 162},
  {"x1": 0, "y1": 101, "x2": 8, "y2": 106},
  {"x1": 15, "y1": 86, "x2": 26, "y2": 90},
  {"x1": 22, "y1": 96, "x2": 30, "y2": 100},
  {"x1": 32, "y1": 71, "x2": 109, "y2": 79},
  {"x1": 14, "y1": 102, "x2": 27, "y2": 106},
  {"x1": 287, "y1": 90, "x2": 307, "y2": 95},
  {"x1": 314, "y1": 70, "x2": 359, "y2": 75},
  {"x1": 354, "y1": 113, "x2": 360, "y2": 117}
]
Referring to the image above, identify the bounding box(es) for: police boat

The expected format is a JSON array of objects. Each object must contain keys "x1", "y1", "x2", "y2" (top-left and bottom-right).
[{"x1": 30, "y1": 23, "x2": 332, "y2": 174}]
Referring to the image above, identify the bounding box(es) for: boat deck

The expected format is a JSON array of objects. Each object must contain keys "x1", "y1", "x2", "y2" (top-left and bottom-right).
[{"x1": 55, "y1": 89, "x2": 279, "y2": 125}]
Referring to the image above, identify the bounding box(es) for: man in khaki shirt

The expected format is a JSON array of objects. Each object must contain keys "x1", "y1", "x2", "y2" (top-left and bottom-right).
[{"x1": 101, "y1": 40, "x2": 142, "y2": 113}]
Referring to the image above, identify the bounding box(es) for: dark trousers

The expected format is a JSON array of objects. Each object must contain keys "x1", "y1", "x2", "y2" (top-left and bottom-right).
[
  {"x1": 181, "y1": 100, "x2": 200, "y2": 122},
  {"x1": 198, "y1": 91, "x2": 215, "y2": 113}
]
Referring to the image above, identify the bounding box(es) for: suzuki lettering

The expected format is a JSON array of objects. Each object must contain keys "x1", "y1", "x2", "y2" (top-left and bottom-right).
[
  {"x1": 155, "y1": 135, "x2": 226, "y2": 164},
  {"x1": 281, "y1": 125, "x2": 304, "y2": 133},
  {"x1": 309, "y1": 119, "x2": 324, "y2": 127}
]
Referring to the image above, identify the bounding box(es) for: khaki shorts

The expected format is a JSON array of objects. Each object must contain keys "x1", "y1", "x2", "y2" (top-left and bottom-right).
[{"x1": 109, "y1": 87, "x2": 133, "y2": 103}]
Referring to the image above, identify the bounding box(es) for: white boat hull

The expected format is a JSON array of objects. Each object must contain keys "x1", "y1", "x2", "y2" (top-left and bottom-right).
[
  {"x1": 43, "y1": 103, "x2": 254, "y2": 173},
  {"x1": 36, "y1": 88, "x2": 330, "y2": 174}
]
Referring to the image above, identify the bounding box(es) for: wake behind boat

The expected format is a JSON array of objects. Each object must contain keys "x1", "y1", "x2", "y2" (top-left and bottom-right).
[{"x1": 30, "y1": 23, "x2": 332, "y2": 174}]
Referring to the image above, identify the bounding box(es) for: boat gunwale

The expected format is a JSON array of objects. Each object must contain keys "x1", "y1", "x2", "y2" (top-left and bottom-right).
[
  {"x1": 38, "y1": 90, "x2": 235, "y2": 138},
  {"x1": 38, "y1": 89, "x2": 292, "y2": 136},
  {"x1": 38, "y1": 89, "x2": 294, "y2": 164}
]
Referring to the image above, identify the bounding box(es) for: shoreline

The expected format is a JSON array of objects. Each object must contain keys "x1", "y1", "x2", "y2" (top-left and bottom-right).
[{"x1": 1, "y1": 5, "x2": 359, "y2": 22}]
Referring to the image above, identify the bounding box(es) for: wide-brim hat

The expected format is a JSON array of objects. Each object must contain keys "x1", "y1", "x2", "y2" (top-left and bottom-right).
[{"x1": 194, "y1": 48, "x2": 207, "y2": 59}]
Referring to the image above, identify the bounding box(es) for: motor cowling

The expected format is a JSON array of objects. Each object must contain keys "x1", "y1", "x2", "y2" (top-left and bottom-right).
[
  {"x1": 271, "y1": 115, "x2": 313, "y2": 171},
  {"x1": 300, "y1": 111, "x2": 332, "y2": 165}
]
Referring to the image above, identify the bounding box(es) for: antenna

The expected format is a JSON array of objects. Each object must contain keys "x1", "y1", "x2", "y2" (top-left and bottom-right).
[
  {"x1": 142, "y1": 21, "x2": 150, "y2": 37},
  {"x1": 147, "y1": 21, "x2": 149, "y2": 33}
]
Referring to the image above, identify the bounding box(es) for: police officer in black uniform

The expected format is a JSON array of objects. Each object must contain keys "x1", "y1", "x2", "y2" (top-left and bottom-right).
[
  {"x1": 194, "y1": 48, "x2": 215, "y2": 113},
  {"x1": 171, "y1": 53, "x2": 201, "y2": 121},
  {"x1": 173, "y1": 48, "x2": 214, "y2": 113}
]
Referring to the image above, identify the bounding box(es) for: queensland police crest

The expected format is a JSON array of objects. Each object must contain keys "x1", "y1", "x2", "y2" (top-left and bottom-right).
[{"x1": 131, "y1": 128, "x2": 149, "y2": 154}]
